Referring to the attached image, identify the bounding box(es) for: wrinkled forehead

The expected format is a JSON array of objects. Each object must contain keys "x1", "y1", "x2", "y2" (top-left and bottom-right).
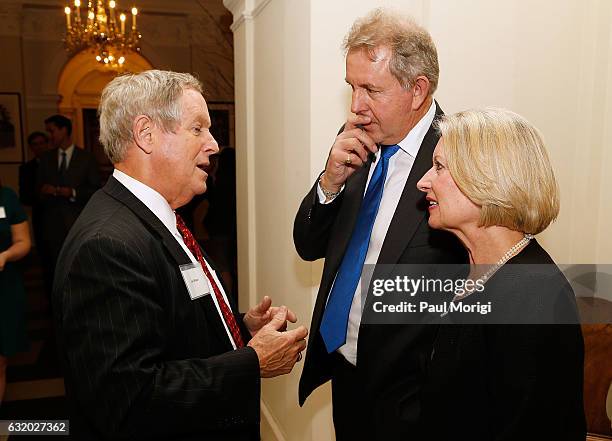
[
  {"x1": 345, "y1": 47, "x2": 395, "y2": 86},
  {"x1": 179, "y1": 88, "x2": 211, "y2": 125}
]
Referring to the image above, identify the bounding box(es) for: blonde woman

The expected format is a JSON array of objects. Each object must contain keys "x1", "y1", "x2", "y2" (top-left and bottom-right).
[{"x1": 417, "y1": 108, "x2": 585, "y2": 440}]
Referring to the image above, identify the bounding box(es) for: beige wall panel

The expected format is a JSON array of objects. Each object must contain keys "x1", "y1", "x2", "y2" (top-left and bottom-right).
[
  {"x1": 252, "y1": 1, "x2": 328, "y2": 439},
  {"x1": 595, "y1": 0, "x2": 612, "y2": 263}
]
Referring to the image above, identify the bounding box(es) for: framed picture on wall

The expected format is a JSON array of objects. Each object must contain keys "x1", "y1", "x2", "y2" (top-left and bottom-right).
[{"x1": 0, "y1": 92, "x2": 24, "y2": 164}]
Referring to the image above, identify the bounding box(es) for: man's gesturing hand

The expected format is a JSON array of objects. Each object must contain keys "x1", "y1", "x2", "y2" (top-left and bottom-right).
[
  {"x1": 243, "y1": 296, "x2": 297, "y2": 337},
  {"x1": 248, "y1": 306, "x2": 308, "y2": 378},
  {"x1": 319, "y1": 114, "x2": 378, "y2": 195}
]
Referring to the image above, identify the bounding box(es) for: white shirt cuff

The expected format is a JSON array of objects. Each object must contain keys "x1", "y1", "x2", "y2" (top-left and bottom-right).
[{"x1": 317, "y1": 182, "x2": 344, "y2": 204}]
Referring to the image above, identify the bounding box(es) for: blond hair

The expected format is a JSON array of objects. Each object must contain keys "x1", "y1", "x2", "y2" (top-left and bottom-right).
[
  {"x1": 438, "y1": 108, "x2": 560, "y2": 235},
  {"x1": 98, "y1": 69, "x2": 203, "y2": 163},
  {"x1": 343, "y1": 8, "x2": 439, "y2": 94}
]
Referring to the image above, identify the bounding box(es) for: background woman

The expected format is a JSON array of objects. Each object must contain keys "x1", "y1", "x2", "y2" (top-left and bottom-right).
[
  {"x1": 0, "y1": 180, "x2": 31, "y2": 404},
  {"x1": 416, "y1": 108, "x2": 585, "y2": 440}
]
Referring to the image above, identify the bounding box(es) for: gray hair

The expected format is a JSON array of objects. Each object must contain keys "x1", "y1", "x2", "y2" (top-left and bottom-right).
[
  {"x1": 98, "y1": 69, "x2": 203, "y2": 163},
  {"x1": 343, "y1": 8, "x2": 439, "y2": 94}
]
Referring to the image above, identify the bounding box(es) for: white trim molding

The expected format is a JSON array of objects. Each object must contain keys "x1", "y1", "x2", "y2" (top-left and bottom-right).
[
  {"x1": 261, "y1": 398, "x2": 286, "y2": 441},
  {"x1": 251, "y1": 0, "x2": 274, "y2": 20},
  {"x1": 224, "y1": 0, "x2": 273, "y2": 32},
  {"x1": 223, "y1": 0, "x2": 250, "y2": 31}
]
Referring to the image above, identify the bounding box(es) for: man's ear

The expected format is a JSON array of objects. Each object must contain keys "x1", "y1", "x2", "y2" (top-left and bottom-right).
[
  {"x1": 133, "y1": 115, "x2": 154, "y2": 154},
  {"x1": 411, "y1": 76, "x2": 431, "y2": 110}
]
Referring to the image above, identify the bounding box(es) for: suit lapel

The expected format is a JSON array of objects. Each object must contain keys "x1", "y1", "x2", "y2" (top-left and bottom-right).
[
  {"x1": 374, "y1": 102, "x2": 443, "y2": 278},
  {"x1": 104, "y1": 176, "x2": 190, "y2": 266},
  {"x1": 103, "y1": 177, "x2": 235, "y2": 348}
]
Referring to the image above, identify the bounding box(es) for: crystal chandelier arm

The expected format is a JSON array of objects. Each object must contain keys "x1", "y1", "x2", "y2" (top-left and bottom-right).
[
  {"x1": 63, "y1": 0, "x2": 141, "y2": 68},
  {"x1": 65, "y1": 6, "x2": 71, "y2": 29},
  {"x1": 74, "y1": 0, "x2": 81, "y2": 23},
  {"x1": 131, "y1": 7, "x2": 137, "y2": 31}
]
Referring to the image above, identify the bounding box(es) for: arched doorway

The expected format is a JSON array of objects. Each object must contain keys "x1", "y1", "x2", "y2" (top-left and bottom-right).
[{"x1": 57, "y1": 50, "x2": 153, "y2": 181}]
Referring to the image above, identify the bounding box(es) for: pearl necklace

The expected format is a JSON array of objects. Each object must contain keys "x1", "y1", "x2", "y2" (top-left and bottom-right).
[
  {"x1": 445, "y1": 233, "x2": 534, "y2": 309},
  {"x1": 475, "y1": 233, "x2": 534, "y2": 287}
]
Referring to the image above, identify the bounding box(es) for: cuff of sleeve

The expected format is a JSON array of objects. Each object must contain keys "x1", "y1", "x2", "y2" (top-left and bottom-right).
[{"x1": 316, "y1": 182, "x2": 344, "y2": 204}]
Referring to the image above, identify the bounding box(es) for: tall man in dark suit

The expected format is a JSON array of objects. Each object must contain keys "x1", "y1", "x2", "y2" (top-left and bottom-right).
[
  {"x1": 37, "y1": 115, "x2": 100, "y2": 296},
  {"x1": 294, "y1": 9, "x2": 466, "y2": 440},
  {"x1": 53, "y1": 70, "x2": 308, "y2": 440}
]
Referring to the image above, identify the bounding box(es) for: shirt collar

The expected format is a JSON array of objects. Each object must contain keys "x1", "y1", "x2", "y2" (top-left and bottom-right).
[
  {"x1": 58, "y1": 144, "x2": 75, "y2": 162},
  {"x1": 112, "y1": 169, "x2": 180, "y2": 238},
  {"x1": 396, "y1": 99, "x2": 436, "y2": 158}
]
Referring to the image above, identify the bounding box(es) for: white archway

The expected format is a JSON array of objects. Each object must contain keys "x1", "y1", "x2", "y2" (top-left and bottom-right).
[{"x1": 57, "y1": 50, "x2": 153, "y2": 147}]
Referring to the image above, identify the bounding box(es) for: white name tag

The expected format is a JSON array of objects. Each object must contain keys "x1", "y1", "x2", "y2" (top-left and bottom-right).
[
  {"x1": 179, "y1": 263, "x2": 211, "y2": 300},
  {"x1": 0, "y1": 207, "x2": 6, "y2": 219}
]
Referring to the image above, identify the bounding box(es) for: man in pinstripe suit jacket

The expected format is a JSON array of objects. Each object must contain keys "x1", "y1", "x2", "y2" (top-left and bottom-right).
[{"x1": 53, "y1": 70, "x2": 308, "y2": 440}]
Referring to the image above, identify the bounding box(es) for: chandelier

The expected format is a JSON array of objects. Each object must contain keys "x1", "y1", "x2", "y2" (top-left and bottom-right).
[{"x1": 63, "y1": 0, "x2": 142, "y2": 68}]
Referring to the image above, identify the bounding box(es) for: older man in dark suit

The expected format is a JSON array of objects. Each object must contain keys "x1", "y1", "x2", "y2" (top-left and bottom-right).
[
  {"x1": 293, "y1": 9, "x2": 466, "y2": 440},
  {"x1": 53, "y1": 70, "x2": 308, "y2": 440}
]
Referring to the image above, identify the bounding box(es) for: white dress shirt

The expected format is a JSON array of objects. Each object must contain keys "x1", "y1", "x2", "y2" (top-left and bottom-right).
[
  {"x1": 58, "y1": 144, "x2": 75, "y2": 169},
  {"x1": 318, "y1": 101, "x2": 436, "y2": 365},
  {"x1": 113, "y1": 169, "x2": 239, "y2": 349}
]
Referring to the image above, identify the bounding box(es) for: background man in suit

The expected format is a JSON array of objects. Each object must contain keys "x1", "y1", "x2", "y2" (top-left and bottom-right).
[
  {"x1": 19, "y1": 131, "x2": 49, "y2": 206},
  {"x1": 53, "y1": 70, "x2": 308, "y2": 440},
  {"x1": 37, "y1": 114, "x2": 100, "y2": 297},
  {"x1": 19, "y1": 131, "x2": 49, "y2": 258},
  {"x1": 293, "y1": 9, "x2": 465, "y2": 440}
]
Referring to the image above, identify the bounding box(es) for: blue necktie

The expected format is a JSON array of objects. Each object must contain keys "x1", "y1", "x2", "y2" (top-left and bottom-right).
[{"x1": 320, "y1": 145, "x2": 400, "y2": 353}]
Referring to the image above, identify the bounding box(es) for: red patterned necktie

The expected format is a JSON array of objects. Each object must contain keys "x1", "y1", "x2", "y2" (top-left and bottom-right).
[{"x1": 176, "y1": 214, "x2": 244, "y2": 348}]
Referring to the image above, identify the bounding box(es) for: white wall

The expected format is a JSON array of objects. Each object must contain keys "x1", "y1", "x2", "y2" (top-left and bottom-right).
[
  {"x1": 226, "y1": 0, "x2": 334, "y2": 439},
  {"x1": 226, "y1": 1, "x2": 612, "y2": 439},
  {"x1": 429, "y1": 0, "x2": 612, "y2": 265}
]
